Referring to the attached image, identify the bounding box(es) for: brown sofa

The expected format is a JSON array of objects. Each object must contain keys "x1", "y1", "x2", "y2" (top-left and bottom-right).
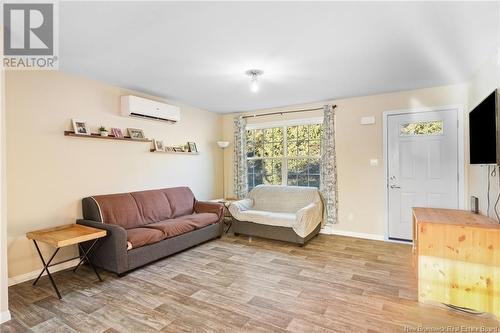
[{"x1": 76, "y1": 187, "x2": 223, "y2": 275}]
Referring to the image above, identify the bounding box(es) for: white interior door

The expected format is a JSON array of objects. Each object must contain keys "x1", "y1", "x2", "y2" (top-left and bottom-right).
[{"x1": 387, "y1": 109, "x2": 459, "y2": 241}]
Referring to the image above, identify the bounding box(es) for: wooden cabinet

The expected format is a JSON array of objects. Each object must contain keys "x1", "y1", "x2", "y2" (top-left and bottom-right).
[{"x1": 413, "y1": 208, "x2": 500, "y2": 317}]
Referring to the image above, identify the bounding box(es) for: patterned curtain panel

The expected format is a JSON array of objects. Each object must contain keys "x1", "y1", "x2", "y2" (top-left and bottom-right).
[
  {"x1": 320, "y1": 105, "x2": 339, "y2": 225},
  {"x1": 233, "y1": 116, "x2": 248, "y2": 199}
]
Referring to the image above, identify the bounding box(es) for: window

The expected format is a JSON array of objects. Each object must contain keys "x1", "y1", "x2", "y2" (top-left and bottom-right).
[
  {"x1": 400, "y1": 120, "x2": 443, "y2": 136},
  {"x1": 246, "y1": 123, "x2": 322, "y2": 191}
]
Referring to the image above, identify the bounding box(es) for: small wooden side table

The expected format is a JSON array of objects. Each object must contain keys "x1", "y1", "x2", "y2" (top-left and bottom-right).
[{"x1": 26, "y1": 224, "x2": 107, "y2": 299}]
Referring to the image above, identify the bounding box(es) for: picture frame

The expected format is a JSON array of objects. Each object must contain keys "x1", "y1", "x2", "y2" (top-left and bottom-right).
[
  {"x1": 72, "y1": 119, "x2": 90, "y2": 136},
  {"x1": 166, "y1": 147, "x2": 174, "y2": 152},
  {"x1": 153, "y1": 139, "x2": 165, "y2": 152},
  {"x1": 111, "y1": 128, "x2": 124, "y2": 138},
  {"x1": 127, "y1": 128, "x2": 145, "y2": 140},
  {"x1": 187, "y1": 142, "x2": 197, "y2": 153}
]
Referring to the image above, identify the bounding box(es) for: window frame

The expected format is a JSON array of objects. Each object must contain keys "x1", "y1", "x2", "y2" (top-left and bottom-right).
[{"x1": 246, "y1": 117, "x2": 323, "y2": 189}]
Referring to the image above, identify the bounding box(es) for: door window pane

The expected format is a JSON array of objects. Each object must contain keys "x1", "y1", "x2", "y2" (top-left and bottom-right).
[{"x1": 400, "y1": 121, "x2": 443, "y2": 136}]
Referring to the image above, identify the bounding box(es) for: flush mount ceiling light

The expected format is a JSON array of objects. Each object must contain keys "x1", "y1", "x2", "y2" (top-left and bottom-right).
[{"x1": 245, "y1": 69, "x2": 264, "y2": 93}]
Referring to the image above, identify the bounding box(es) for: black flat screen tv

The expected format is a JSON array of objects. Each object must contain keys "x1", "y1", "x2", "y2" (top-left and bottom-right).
[{"x1": 469, "y1": 90, "x2": 499, "y2": 165}]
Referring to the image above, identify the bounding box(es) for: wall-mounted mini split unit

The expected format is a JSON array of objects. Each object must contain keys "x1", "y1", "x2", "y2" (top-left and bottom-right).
[{"x1": 121, "y1": 95, "x2": 181, "y2": 123}]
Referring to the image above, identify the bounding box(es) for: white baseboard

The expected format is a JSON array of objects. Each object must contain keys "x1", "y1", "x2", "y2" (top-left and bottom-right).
[
  {"x1": 332, "y1": 230, "x2": 385, "y2": 241},
  {"x1": 320, "y1": 225, "x2": 385, "y2": 241},
  {"x1": 8, "y1": 258, "x2": 80, "y2": 287},
  {"x1": 0, "y1": 310, "x2": 11, "y2": 324},
  {"x1": 319, "y1": 224, "x2": 334, "y2": 235}
]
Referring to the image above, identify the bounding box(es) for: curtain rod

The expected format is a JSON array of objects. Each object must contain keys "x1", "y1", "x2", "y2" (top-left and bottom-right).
[{"x1": 242, "y1": 105, "x2": 337, "y2": 119}]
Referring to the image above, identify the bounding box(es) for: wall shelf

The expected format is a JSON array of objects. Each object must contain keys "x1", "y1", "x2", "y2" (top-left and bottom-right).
[
  {"x1": 150, "y1": 149, "x2": 199, "y2": 155},
  {"x1": 64, "y1": 131, "x2": 152, "y2": 143}
]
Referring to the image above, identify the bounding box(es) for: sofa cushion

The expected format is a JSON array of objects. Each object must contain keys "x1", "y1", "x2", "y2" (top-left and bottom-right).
[
  {"x1": 144, "y1": 213, "x2": 218, "y2": 239},
  {"x1": 236, "y1": 210, "x2": 296, "y2": 228},
  {"x1": 92, "y1": 193, "x2": 144, "y2": 229},
  {"x1": 162, "y1": 187, "x2": 195, "y2": 218},
  {"x1": 131, "y1": 190, "x2": 173, "y2": 223},
  {"x1": 143, "y1": 219, "x2": 195, "y2": 238},
  {"x1": 179, "y1": 212, "x2": 219, "y2": 229},
  {"x1": 126, "y1": 227, "x2": 164, "y2": 249}
]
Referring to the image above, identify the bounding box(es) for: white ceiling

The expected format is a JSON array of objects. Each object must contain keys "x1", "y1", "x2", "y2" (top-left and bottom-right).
[{"x1": 60, "y1": 2, "x2": 499, "y2": 113}]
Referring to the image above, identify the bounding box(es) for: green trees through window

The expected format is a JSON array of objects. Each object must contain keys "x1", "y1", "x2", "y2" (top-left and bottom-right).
[
  {"x1": 400, "y1": 120, "x2": 443, "y2": 136},
  {"x1": 246, "y1": 123, "x2": 322, "y2": 191}
]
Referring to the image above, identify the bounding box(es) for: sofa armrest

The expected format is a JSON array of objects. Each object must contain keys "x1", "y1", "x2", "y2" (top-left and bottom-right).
[
  {"x1": 76, "y1": 219, "x2": 128, "y2": 274},
  {"x1": 194, "y1": 201, "x2": 224, "y2": 221},
  {"x1": 228, "y1": 198, "x2": 253, "y2": 218},
  {"x1": 293, "y1": 201, "x2": 323, "y2": 238}
]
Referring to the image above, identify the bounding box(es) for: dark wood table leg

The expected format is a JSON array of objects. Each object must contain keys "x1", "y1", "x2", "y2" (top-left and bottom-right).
[{"x1": 32, "y1": 240, "x2": 62, "y2": 299}]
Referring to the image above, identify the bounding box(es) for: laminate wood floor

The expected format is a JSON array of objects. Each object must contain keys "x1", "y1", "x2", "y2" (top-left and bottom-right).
[{"x1": 1, "y1": 234, "x2": 499, "y2": 333}]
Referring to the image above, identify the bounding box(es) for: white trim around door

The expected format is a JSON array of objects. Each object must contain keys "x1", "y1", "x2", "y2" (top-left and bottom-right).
[{"x1": 382, "y1": 105, "x2": 465, "y2": 242}]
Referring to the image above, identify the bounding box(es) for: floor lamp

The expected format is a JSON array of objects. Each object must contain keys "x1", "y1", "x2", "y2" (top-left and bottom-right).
[{"x1": 217, "y1": 141, "x2": 230, "y2": 200}]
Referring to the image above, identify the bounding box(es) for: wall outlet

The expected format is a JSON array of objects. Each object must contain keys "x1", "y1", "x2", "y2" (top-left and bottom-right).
[{"x1": 370, "y1": 159, "x2": 379, "y2": 166}]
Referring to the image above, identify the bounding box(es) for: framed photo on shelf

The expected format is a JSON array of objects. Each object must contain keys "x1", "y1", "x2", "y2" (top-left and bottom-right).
[
  {"x1": 72, "y1": 119, "x2": 90, "y2": 136},
  {"x1": 111, "y1": 128, "x2": 124, "y2": 138},
  {"x1": 187, "y1": 142, "x2": 197, "y2": 153},
  {"x1": 153, "y1": 140, "x2": 165, "y2": 152},
  {"x1": 127, "y1": 128, "x2": 145, "y2": 140}
]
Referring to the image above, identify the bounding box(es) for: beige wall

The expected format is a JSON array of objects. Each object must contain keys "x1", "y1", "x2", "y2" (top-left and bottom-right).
[
  {"x1": 467, "y1": 55, "x2": 500, "y2": 218},
  {"x1": 222, "y1": 84, "x2": 469, "y2": 237},
  {"x1": 1, "y1": 66, "x2": 10, "y2": 320},
  {"x1": 5, "y1": 71, "x2": 222, "y2": 278}
]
